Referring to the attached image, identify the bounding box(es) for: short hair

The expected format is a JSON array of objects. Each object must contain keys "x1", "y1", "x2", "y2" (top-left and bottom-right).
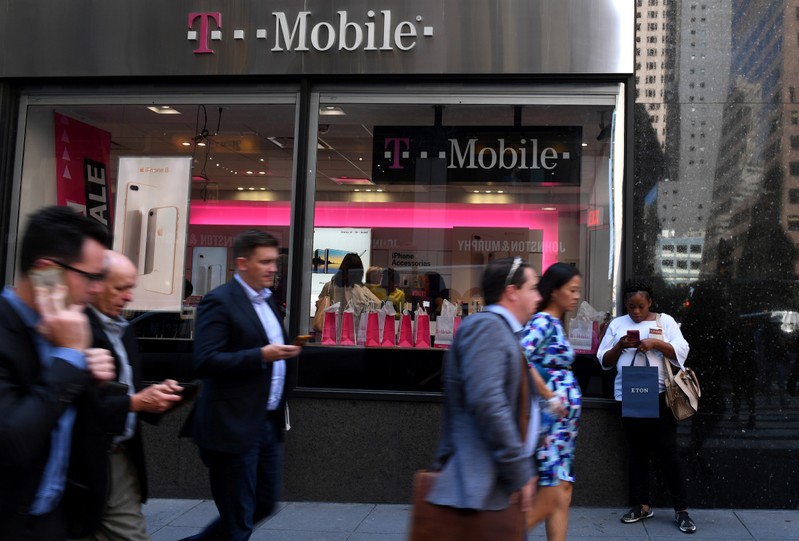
[
  {"x1": 19, "y1": 206, "x2": 109, "y2": 273},
  {"x1": 333, "y1": 253, "x2": 365, "y2": 287},
  {"x1": 232, "y1": 229, "x2": 279, "y2": 260},
  {"x1": 482, "y1": 256, "x2": 532, "y2": 306},
  {"x1": 622, "y1": 277, "x2": 654, "y2": 303},
  {"x1": 538, "y1": 262, "x2": 581, "y2": 311}
]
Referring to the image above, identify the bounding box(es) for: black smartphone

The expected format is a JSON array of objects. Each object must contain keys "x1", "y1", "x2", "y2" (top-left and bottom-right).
[{"x1": 177, "y1": 381, "x2": 200, "y2": 400}]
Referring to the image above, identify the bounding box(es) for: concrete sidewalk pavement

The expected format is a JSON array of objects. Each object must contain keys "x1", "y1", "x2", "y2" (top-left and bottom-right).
[{"x1": 142, "y1": 499, "x2": 799, "y2": 541}]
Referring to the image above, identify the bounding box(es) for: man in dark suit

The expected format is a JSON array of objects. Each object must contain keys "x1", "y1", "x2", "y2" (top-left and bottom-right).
[
  {"x1": 64, "y1": 250, "x2": 183, "y2": 540},
  {"x1": 183, "y1": 230, "x2": 301, "y2": 541},
  {"x1": 0, "y1": 206, "x2": 116, "y2": 541}
]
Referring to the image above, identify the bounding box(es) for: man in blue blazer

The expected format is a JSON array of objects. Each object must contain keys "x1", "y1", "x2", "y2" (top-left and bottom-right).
[
  {"x1": 428, "y1": 256, "x2": 542, "y2": 517},
  {"x1": 183, "y1": 230, "x2": 301, "y2": 541}
]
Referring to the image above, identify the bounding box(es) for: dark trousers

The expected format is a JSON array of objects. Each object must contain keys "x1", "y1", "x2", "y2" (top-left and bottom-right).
[
  {"x1": 621, "y1": 393, "x2": 688, "y2": 512},
  {"x1": 2, "y1": 507, "x2": 66, "y2": 541},
  {"x1": 186, "y1": 416, "x2": 283, "y2": 541}
]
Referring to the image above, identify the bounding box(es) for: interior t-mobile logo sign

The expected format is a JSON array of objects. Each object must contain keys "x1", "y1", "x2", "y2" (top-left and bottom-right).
[
  {"x1": 188, "y1": 10, "x2": 434, "y2": 54},
  {"x1": 372, "y1": 126, "x2": 583, "y2": 186}
]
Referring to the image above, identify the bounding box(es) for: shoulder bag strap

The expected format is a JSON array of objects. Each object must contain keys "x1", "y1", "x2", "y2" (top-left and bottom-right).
[{"x1": 655, "y1": 313, "x2": 678, "y2": 384}]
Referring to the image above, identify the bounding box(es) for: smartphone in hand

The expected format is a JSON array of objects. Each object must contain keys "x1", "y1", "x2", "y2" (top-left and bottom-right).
[
  {"x1": 293, "y1": 335, "x2": 311, "y2": 346},
  {"x1": 626, "y1": 329, "x2": 640, "y2": 346},
  {"x1": 29, "y1": 267, "x2": 66, "y2": 292}
]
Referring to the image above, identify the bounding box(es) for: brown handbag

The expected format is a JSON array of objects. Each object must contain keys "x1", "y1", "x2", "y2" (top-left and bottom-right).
[{"x1": 407, "y1": 349, "x2": 530, "y2": 541}]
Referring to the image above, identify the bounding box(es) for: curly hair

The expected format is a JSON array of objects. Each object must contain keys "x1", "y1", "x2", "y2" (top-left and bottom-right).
[{"x1": 622, "y1": 277, "x2": 654, "y2": 303}]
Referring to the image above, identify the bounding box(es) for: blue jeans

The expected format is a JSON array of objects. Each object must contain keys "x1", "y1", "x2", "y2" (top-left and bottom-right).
[{"x1": 187, "y1": 416, "x2": 283, "y2": 541}]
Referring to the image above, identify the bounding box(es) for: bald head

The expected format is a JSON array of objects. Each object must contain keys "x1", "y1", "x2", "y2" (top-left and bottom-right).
[{"x1": 92, "y1": 250, "x2": 138, "y2": 318}]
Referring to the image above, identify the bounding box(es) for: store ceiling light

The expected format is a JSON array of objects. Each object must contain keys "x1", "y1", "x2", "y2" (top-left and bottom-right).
[
  {"x1": 331, "y1": 176, "x2": 374, "y2": 185},
  {"x1": 147, "y1": 106, "x2": 181, "y2": 115},
  {"x1": 319, "y1": 106, "x2": 346, "y2": 116},
  {"x1": 542, "y1": 207, "x2": 557, "y2": 211}
]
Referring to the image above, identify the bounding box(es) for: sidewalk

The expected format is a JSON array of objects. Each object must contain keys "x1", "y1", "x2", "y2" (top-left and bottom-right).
[{"x1": 143, "y1": 499, "x2": 799, "y2": 540}]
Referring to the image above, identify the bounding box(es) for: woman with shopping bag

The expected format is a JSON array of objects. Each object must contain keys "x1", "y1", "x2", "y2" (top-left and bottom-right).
[{"x1": 596, "y1": 278, "x2": 696, "y2": 534}]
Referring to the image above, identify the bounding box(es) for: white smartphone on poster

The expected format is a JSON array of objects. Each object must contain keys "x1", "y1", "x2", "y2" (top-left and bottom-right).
[
  {"x1": 122, "y1": 183, "x2": 153, "y2": 274},
  {"x1": 142, "y1": 206, "x2": 178, "y2": 294}
]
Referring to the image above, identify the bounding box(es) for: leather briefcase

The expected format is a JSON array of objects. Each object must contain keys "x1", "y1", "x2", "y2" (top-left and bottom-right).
[{"x1": 407, "y1": 470, "x2": 525, "y2": 541}]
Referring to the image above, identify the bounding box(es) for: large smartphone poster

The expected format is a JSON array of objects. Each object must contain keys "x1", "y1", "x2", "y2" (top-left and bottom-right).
[
  {"x1": 54, "y1": 113, "x2": 113, "y2": 227},
  {"x1": 113, "y1": 157, "x2": 192, "y2": 311},
  {"x1": 311, "y1": 228, "x2": 371, "y2": 315}
]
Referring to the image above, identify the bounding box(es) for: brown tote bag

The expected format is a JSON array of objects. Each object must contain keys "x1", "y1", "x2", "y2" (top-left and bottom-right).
[{"x1": 407, "y1": 353, "x2": 530, "y2": 541}]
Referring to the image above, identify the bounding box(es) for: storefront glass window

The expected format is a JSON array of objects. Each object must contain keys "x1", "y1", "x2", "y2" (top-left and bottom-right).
[
  {"x1": 14, "y1": 96, "x2": 298, "y2": 382},
  {"x1": 299, "y1": 88, "x2": 621, "y2": 396}
]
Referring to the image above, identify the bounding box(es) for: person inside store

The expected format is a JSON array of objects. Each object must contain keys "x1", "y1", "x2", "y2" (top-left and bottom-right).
[
  {"x1": 317, "y1": 253, "x2": 380, "y2": 331},
  {"x1": 426, "y1": 257, "x2": 541, "y2": 533},
  {"x1": 364, "y1": 265, "x2": 387, "y2": 301},
  {"x1": 520, "y1": 262, "x2": 582, "y2": 541},
  {"x1": 64, "y1": 250, "x2": 185, "y2": 541},
  {"x1": 181, "y1": 229, "x2": 302, "y2": 541},
  {"x1": 596, "y1": 278, "x2": 696, "y2": 534},
  {"x1": 0, "y1": 205, "x2": 116, "y2": 541},
  {"x1": 381, "y1": 267, "x2": 406, "y2": 315},
  {"x1": 423, "y1": 271, "x2": 447, "y2": 319}
]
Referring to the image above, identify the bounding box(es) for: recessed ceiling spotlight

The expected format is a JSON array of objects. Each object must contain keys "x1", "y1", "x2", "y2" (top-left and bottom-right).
[
  {"x1": 248, "y1": 187, "x2": 255, "y2": 191},
  {"x1": 473, "y1": 190, "x2": 479, "y2": 193},
  {"x1": 354, "y1": 188, "x2": 360, "y2": 192},
  {"x1": 260, "y1": 187, "x2": 267, "y2": 191},
  {"x1": 237, "y1": 187, "x2": 244, "y2": 191},
  {"x1": 181, "y1": 141, "x2": 191, "y2": 147},
  {"x1": 319, "y1": 106, "x2": 346, "y2": 116},
  {"x1": 147, "y1": 106, "x2": 181, "y2": 115},
  {"x1": 581, "y1": 142, "x2": 588, "y2": 147},
  {"x1": 260, "y1": 158, "x2": 265, "y2": 162},
  {"x1": 258, "y1": 171, "x2": 266, "y2": 175},
  {"x1": 497, "y1": 190, "x2": 504, "y2": 194},
  {"x1": 246, "y1": 171, "x2": 253, "y2": 175},
  {"x1": 376, "y1": 189, "x2": 383, "y2": 192},
  {"x1": 542, "y1": 207, "x2": 556, "y2": 211},
  {"x1": 485, "y1": 190, "x2": 492, "y2": 194}
]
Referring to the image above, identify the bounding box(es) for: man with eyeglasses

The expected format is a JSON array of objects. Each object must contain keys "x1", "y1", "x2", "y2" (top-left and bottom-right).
[
  {"x1": 426, "y1": 256, "x2": 543, "y2": 537},
  {"x1": 64, "y1": 250, "x2": 184, "y2": 541},
  {"x1": 0, "y1": 206, "x2": 117, "y2": 541}
]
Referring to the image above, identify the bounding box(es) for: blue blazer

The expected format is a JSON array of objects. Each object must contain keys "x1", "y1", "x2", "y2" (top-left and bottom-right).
[
  {"x1": 428, "y1": 311, "x2": 535, "y2": 511},
  {"x1": 191, "y1": 279, "x2": 289, "y2": 454}
]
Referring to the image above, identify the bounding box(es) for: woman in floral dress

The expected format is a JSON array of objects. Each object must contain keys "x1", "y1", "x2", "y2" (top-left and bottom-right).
[{"x1": 520, "y1": 262, "x2": 582, "y2": 541}]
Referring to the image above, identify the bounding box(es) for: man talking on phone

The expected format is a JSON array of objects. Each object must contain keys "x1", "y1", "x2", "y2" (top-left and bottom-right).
[
  {"x1": 0, "y1": 206, "x2": 116, "y2": 541},
  {"x1": 181, "y1": 230, "x2": 302, "y2": 541},
  {"x1": 64, "y1": 250, "x2": 184, "y2": 541}
]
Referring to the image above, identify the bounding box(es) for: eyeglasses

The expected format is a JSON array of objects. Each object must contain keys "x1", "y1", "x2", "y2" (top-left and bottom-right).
[
  {"x1": 504, "y1": 257, "x2": 523, "y2": 287},
  {"x1": 46, "y1": 259, "x2": 107, "y2": 282}
]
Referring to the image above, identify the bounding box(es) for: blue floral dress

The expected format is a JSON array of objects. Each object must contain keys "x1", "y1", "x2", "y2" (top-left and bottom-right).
[{"x1": 520, "y1": 312, "x2": 582, "y2": 486}]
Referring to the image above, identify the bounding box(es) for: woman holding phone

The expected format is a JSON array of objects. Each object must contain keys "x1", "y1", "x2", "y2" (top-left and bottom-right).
[
  {"x1": 520, "y1": 262, "x2": 582, "y2": 541},
  {"x1": 596, "y1": 278, "x2": 696, "y2": 534}
]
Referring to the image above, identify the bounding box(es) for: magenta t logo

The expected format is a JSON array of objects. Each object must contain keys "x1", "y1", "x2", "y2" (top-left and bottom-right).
[
  {"x1": 188, "y1": 12, "x2": 222, "y2": 54},
  {"x1": 384, "y1": 137, "x2": 410, "y2": 169}
]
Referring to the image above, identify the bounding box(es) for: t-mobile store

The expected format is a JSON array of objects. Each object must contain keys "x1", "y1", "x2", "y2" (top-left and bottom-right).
[{"x1": 0, "y1": 1, "x2": 788, "y2": 509}]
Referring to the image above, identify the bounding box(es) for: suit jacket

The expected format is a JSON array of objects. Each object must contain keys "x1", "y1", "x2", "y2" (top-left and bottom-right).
[
  {"x1": 0, "y1": 295, "x2": 89, "y2": 526},
  {"x1": 427, "y1": 310, "x2": 535, "y2": 511},
  {"x1": 191, "y1": 279, "x2": 289, "y2": 454},
  {"x1": 62, "y1": 309, "x2": 155, "y2": 537}
]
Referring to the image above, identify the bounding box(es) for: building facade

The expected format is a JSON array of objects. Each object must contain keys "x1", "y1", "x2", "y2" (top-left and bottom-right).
[{"x1": 1, "y1": 0, "x2": 797, "y2": 509}]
